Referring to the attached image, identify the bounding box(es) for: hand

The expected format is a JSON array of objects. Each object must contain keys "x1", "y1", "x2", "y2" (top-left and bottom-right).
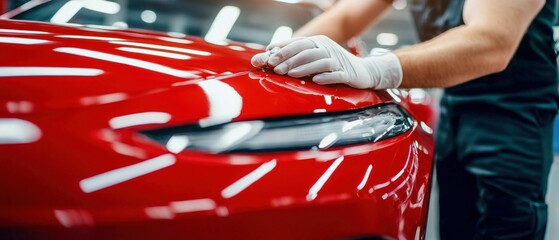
[{"x1": 251, "y1": 35, "x2": 403, "y2": 89}]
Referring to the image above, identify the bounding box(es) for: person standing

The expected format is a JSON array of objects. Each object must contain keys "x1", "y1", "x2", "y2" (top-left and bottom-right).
[{"x1": 251, "y1": 0, "x2": 558, "y2": 239}]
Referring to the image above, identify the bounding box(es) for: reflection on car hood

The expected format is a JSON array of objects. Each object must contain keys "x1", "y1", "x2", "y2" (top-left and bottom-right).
[{"x1": 0, "y1": 20, "x2": 391, "y2": 125}]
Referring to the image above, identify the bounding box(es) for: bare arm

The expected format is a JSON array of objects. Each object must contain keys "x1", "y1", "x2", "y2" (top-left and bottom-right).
[
  {"x1": 251, "y1": 0, "x2": 545, "y2": 90},
  {"x1": 396, "y1": 0, "x2": 545, "y2": 88},
  {"x1": 294, "y1": 0, "x2": 393, "y2": 43}
]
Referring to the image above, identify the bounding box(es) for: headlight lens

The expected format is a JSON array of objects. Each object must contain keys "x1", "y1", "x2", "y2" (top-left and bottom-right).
[{"x1": 141, "y1": 104, "x2": 413, "y2": 153}]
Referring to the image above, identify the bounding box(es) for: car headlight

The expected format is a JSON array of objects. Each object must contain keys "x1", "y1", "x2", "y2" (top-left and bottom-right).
[{"x1": 141, "y1": 104, "x2": 413, "y2": 153}]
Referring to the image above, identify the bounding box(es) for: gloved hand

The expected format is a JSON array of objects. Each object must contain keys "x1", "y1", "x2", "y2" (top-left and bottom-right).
[{"x1": 251, "y1": 35, "x2": 403, "y2": 89}]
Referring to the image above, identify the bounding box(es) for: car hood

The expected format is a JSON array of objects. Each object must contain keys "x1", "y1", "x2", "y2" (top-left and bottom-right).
[{"x1": 0, "y1": 20, "x2": 392, "y2": 125}]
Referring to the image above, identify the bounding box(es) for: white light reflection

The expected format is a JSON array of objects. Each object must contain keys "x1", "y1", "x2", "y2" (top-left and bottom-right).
[
  {"x1": 271, "y1": 196, "x2": 295, "y2": 207},
  {"x1": 0, "y1": 37, "x2": 50, "y2": 45},
  {"x1": 373, "y1": 124, "x2": 395, "y2": 142},
  {"x1": 216, "y1": 206, "x2": 229, "y2": 217},
  {"x1": 393, "y1": 0, "x2": 408, "y2": 10},
  {"x1": 0, "y1": 67, "x2": 102, "y2": 77},
  {"x1": 205, "y1": 6, "x2": 240, "y2": 44},
  {"x1": 342, "y1": 119, "x2": 364, "y2": 132},
  {"x1": 111, "y1": 142, "x2": 146, "y2": 159},
  {"x1": 386, "y1": 89, "x2": 402, "y2": 102},
  {"x1": 51, "y1": 0, "x2": 120, "y2": 24},
  {"x1": 228, "y1": 45, "x2": 246, "y2": 51},
  {"x1": 112, "y1": 21, "x2": 128, "y2": 29},
  {"x1": 369, "y1": 181, "x2": 390, "y2": 194},
  {"x1": 166, "y1": 135, "x2": 190, "y2": 154},
  {"x1": 376, "y1": 33, "x2": 399, "y2": 46},
  {"x1": 56, "y1": 35, "x2": 123, "y2": 41},
  {"x1": 198, "y1": 80, "x2": 243, "y2": 128},
  {"x1": 85, "y1": 24, "x2": 120, "y2": 30},
  {"x1": 159, "y1": 37, "x2": 193, "y2": 44},
  {"x1": 318, "y1": 133, "x2": 338, "y2": 149},
  {"x1": 79, "y1": 154, "x2": 176, "y2": 193},
  {"x1": 391, "y1": 144, "x2": 413, "y2": 182},
  {"x1": 145, "y1": 206, "x2": 174, "y2": 219},
  {"x1": 170, "y1": 198, "x2": 216, "y2": 213},
  {"x1": 146, "y1": 199, "x2": 222, "y2": 219},
  {"x1": 409, "y1": 88, "x2": 427, "y2": 104},
  {"x1": 82, "y1": 0, "x2": 120, "y2": 14},
  {"x1": 112, "y1": 41, "x2": 211, "y2": 56},
  {"x1": 244, "y1": 43, "x2": 266, "y2": 50},
  {"x1": 141, "y1": 10, "x2": 157, "y2": 23},
  {"x1": 221, "y1": 159, "x2": 277, "y2": 199},
  {"x1": 357, "y1": 164, "x2": 373, "y2": 190},
  {"x1": 117, "y1": 47, "x2": 191, "y2": 60},
  {"x1": 80, "y1": 92, "x2": 127, "y2": 106},
  {"x1": 295, "y1": 151, "x2": 342, "y2": 162},
  {"x1": 109, "y1": 112, "x2": 171, "y2": 129},
  {"x1": 0, "y1": 29, "x2": 48, "y2": 34},
  {"x1": 313, "y1": 109, "x2": 327, "y2": 113},
  {"x1": 212, "y1": 121, "x2": 264, "y2": 152},
  {"x1": 307, "y1": 156, "x2": 344, "y2": 201},
  {"x1": 324, "y1": 95, "x2": 332, "y2": 105},
  {"x1": 0, "y1": 118, "x2": 41, "y2": 144},
  {"x1": 270, "y1": 26, "x2": 293, "y2": 45},
  {"x1": 228, "y1": 156, "x2": 258, "y2": 165},
  {"x1": 420, "y1": 121, "x2": 433, "y2": 134},
  {"x1": 54, "y1": 209, "x2": 94, "y2": 228},
  {"x1": 51, "y1": 1, "x2": 84, "y2": 24},
  {"x1": 55, "y1": 47, "x2": 198, "y2": 78},
  {"x1": 6, "y1": 101, "x2": 33, "y2": 114},
  {"x1": 167, "y1": 32, "x2": 187, "y2": 38},
  {"x1": 382, "y1": 179, "x2": 407, "y2": 200}
]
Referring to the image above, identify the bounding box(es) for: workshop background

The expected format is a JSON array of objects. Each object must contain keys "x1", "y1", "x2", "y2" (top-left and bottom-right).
[{"x1": 2, "y1": 0, "x2": 558, "y2": 239}]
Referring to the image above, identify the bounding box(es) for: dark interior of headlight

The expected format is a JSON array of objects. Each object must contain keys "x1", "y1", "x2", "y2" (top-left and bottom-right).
[{"x1": 140, "y1": 104, "x2": 413, "y2": 153}]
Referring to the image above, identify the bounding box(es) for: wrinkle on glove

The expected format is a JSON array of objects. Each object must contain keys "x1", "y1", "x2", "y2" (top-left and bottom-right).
[{"x1": 251, "y1": 35, "x2": 403, "y2": 89}]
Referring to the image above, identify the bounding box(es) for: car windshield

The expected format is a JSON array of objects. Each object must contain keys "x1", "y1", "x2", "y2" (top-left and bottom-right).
[{"x1": 10, "y1": 0, "x2": 318, "y2": 45}]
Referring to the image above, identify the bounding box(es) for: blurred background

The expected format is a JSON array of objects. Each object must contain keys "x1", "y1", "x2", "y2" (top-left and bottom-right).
[
  {"x1": 1, "y1": 0, "x2": 558, "y2": 239},
  {"x1": 1, "y1": 0, "x2": 420, "y2": 54}
]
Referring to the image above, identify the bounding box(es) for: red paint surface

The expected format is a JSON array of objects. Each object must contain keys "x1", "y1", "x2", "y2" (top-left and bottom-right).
[{"x1": 0, "y1": 20, "x2": 435, "y2": 240}]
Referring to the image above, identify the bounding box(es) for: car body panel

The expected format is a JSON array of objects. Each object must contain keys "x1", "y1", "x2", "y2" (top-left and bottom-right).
[{"x1": 0, "y1": 19, "x2": 435, "y2": 239}]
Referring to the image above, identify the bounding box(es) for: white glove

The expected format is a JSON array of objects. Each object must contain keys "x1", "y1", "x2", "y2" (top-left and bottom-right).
[{"x1": 251, "y1": 35, "x2": 403, "y2": 89}]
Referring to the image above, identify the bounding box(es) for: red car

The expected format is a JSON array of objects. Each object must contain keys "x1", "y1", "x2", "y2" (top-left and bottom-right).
[{"x1": 0, "y1": 1, "x2": 435, "y2": 239}]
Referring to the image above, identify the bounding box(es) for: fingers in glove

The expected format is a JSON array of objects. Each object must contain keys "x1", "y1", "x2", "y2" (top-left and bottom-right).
[
  {"x1": 314, "y1": 71, "x2": 373, "y2": 89},
  {"x1": 268, "y1": 38, "x2": 316, "y2": 67},
  {"x1": 273, "y1": 48, "x2": 329, "y2": 75},
  {"x1": 266, "y1": 37, "x2": 304, "y2": 51},
  {"x1": 251, "y1": 52, "x2": 270, "y2": 68},
  {"x1": 312, "y1": 71, "x2": 349, "y2": 85},
  {"x1": 287, "y1": 58, "x2": 340, "y2": 78}
]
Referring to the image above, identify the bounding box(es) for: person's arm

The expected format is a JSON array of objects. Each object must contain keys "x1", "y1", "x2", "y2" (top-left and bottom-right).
[
  {"x1": 396, "y1": 0, "x2": 545, "y2": 88},
  {"x1": 294, "y1": 0, "x2": 393, "y2": 43},
  {"x1": 252, "y1": 0, "x2": 544, "y2": 89}
]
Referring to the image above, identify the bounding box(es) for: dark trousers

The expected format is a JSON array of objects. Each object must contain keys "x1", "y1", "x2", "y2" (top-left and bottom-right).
[{"x1": 435, "y1": 88, "x2": 557, "y2": 239}]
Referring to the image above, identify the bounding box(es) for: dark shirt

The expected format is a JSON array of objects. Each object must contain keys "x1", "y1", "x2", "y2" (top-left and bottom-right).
[{"x1": 409, "y1": 0, "x2": 558, "y2": 94}]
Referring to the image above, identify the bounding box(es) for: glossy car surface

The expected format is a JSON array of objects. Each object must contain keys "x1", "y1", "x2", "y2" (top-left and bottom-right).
[{"x1": 0, "y1": 12, "x2": 435, "y2": 240}]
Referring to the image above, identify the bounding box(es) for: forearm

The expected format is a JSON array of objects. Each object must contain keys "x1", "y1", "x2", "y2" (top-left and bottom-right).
[
  {"x1": 295, "y1": 0, "x2": 392, "y2": 44},
  {"x1": 396, "y1": 26, "x2": 513, "y2": 88},
  {"x1": 396, "y1": 0, "x2": 544, "y2": 88}
]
